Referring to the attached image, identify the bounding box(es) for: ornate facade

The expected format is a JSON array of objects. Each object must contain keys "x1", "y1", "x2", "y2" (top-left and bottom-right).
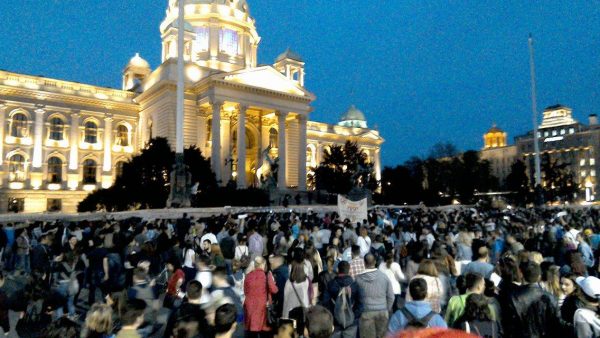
[{"x1": 0, "y1": 0, "x2": 383, "y2": 213}]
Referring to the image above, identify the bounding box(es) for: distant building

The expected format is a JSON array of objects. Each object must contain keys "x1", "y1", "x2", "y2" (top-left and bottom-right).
[
  {"x1": 515, "y1": 104, "x2": 599, "y2": 201},
  {"x1": 480, "y1": 125, "x2": 517, "y2": 186}
]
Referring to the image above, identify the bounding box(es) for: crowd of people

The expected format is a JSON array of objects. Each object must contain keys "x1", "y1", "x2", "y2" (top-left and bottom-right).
[{"x1": 0, "y1": 205, "x2": 600, "y2": 338}]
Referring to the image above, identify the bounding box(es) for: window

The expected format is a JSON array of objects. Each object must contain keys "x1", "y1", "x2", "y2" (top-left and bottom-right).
[
  {"x1": 47, "y1": 157, "x2": 62, "y2": 183},
  {"x1": 196, "y1": 27, "x2": 209, "y2": 52},
  {"x1": 115, "y1": 161, "x2": 125, "y2": 179},
  {"x1": 269, "y1": 128, "x2": 278, "y2": 148},
  {"x1": 8, "y1": 154, "x2": 26, "y2": 182},
  {"x1": 592, "y1": 170, "x2": 597, "y2": 177},
  {"x1": 560, "y1": 129, "x2": 566, "y2": 135},
  {"x1": 83, "y1": 159, "x2": 97, "y2": 184},
  {"x1": 49, "y1": 117, "x2": 64, "y2": 141},
  {"x1": 570, "y1": 128, "x2": 575, "y2": 134},
  {"x1": 10, "y1": 113, "x2": 28, "y2": 138},
  {"x1": 581, "y1": 159, "x2": 586, "y2": 166},
  {"x1": 84, "y1": 121, "x2": 98, "y2": 144},
  {"x1": 219, "y1": 29, "x2": 238, "y2": 55},
  {"x1": 591, "y1": 158, "x2": 596, "y2": 166},
  {"x1": 116, "y1": 125, "x2": 129, "y2": 146},
  {"x1": 581, "y1": 171, "x2": 587, "y2": 177},
  {"x1": 47, "y1": 199, "x2": 62, "y2": 212},
  {"x1": 552, "y1": 130, "x2": 557, "y2": 136},
  {"x1": 8, "y1": 198, "x2": 24, "y2": 213},
  {"x1": 544, "y1": 131, "x2": 549, "y2": 137}
]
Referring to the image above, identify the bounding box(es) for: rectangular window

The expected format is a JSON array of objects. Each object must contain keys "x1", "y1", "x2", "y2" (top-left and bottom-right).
[
  {"x1": 591, "y1": 158, "x2": 596, "y2": 166},
  {"x1": 544, "y1": 131, "x2": 549, "y2": 137},
  {"x1": 8, "y1": 198, "x2": 24, "y2": 213},
  {"x1": 560, "y1": 129, "x2": 566, "y2": 135},
  {"x1": 581, "y1": 171, "x2": 587, "y2": 177},
  {"x1": 570, "y1": 128, "x2": 575, "y2": 134},
  {"x1": 552, "y1": 130, "x2": 558, "y2": 136},
  {"x1": 47, "y1": 199, "x2": 62, "y2": 212},
  {"x1": 592, "y1": 170, "x2": 597, "y2": 177},
  {"x1": 581, "y1": 159, "x2": 586, "y2": 166},
  {"x1": 219, "y1": 28, "x2": 238, "y2": 55},
  {"x1": 196, "y1": 27, "x2": 209, "y2": 52}
]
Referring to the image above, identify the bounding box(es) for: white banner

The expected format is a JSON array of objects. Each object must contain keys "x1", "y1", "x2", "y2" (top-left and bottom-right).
[{"x1": 338, "y1": 195, "x2": 368, "y2": 224}]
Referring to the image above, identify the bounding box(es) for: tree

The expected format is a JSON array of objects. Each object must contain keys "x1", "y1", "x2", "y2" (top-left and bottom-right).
[
  {"x1": 541, "y1": 155, "x2": 578, "y2": 203},
  {"x1": 313, "y1": 141, "x2": 377, "y2": 195},
  {"x1": 506, "y1": 160, "x2": 531, "y2": 206},
  {"x1": 78, "y1": 137, "x2": 216, "y2": 212},
  {"x1": 428, "y1": 142, "x2": 458, "y2": 159}
]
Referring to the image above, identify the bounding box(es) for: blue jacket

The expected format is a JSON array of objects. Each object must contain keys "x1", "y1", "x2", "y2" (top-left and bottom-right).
[{"x1": 388, "y1": 301, "x2": 447, "y2": 334}]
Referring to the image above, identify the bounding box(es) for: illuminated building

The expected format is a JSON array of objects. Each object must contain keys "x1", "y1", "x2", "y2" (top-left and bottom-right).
[{"x1": 0, "y1": 0, "x2": 383, "y2": 213}]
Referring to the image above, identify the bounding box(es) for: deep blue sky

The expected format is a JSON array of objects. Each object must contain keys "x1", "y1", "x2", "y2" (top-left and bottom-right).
[{"x1": 1, "y1": 1, "x2": 599, "y2": 166}]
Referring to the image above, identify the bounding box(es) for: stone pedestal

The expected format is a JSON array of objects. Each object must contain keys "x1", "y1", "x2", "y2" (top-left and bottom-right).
[{"x1": 167, "y1": 153, "x2": 191, "y2": 208}]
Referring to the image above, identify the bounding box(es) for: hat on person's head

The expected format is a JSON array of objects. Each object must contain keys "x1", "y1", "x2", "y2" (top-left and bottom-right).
[
  {"x1": 576, "y1": 276, "x2": 600, "y2": 299},
  {"x1": 584, "y1": 229, "x2": 593, "y2": 237}
]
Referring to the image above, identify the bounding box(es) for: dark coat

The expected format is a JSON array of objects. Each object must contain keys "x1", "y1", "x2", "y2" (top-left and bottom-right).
[
  {"x1": 503, "y1": 284, "x2": 560, "y2": 338},
  {"x1": 322, "y1": 275, "x2": 363, "y2": 327}
]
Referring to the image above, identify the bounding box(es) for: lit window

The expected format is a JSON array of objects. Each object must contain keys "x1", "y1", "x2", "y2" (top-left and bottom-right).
[
  {"x1": 219, "y1": 29, "x2": 238, "y2": 55},
  {"x1": 552, "y1": 130, "x2": 557, "y2": 136},
  {"x1": 196, "y1": 27, "x2": 209, "y2": 52},
  {"x1": 84, "y1": 121, "x2": 98, "y2": 144},
  {"x1": 560, "y1": 129, "x2": 566, "y2": 135},
  {"x1": 49, "y1": 117, "x2": 64, "y2": 141},
  {"x1": 47, "y1": 157, "x2": 62, "y2": 183},
  {"x1": 8, "y1": 154, "x2": 26, "y2": 182},
  {"x1": 570, "y1": 128, "x2": 575, "y2": 134},
  {"x1": 581, "y1": 159, "x2": 586, "y2": 166},
  {"x1": 10, "y1": 113, "x2": 29, "y2": 138},
  {"x1": 116, "y1": 125, "x2": 129, "y2": 146},
  {"x1": 582, "y1": 171, "x2": 587, "y2": 177},
  {"x1": 83, "y1": 159, "x2": 97, "y2": 184},
  {"x1": 592, "y1": 170, "x2": 597, "y2": 177},
  {"x1": 537, "y1": 132, "x2": 541, "y2": 138},
  {"x1": 591, "y1": 159, "x2": 596, "y2": 166},
  {"x1": 544, "y1": 131, "x2": 549, "y2": 137},
  {"x1": 269, "y1": 128, "x2": 278, "y2": 147}
]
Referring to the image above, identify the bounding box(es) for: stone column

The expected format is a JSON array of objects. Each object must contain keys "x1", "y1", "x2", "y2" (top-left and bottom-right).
[
  {"x1": 0, "y1": 101, "x2": 6, "y2": 166},
  {"x1": 297, "y1": 115, "x2": 307, "y2": 190},
  {"x1": 198, "y1": 112, "x2": 208, "y2": 155},
  {"x1": 221, "y1": 115, "x2": 232, "y2": 182},
  {"x1": 277, "y1": 111, "x2": 288, "y2": 189},
  {"x1": 32, "y1": 106, "x2": 45, "y2": 169},
  {"x1": 103, "y1": 115, "x2": 113, "y2": 172},
  {"x1": 236, "y1": 105, "x2": 247, "y2": 188},
  {"x1": 68, "y1": 112, "x2": 80, "y2": 170},
  {"x1": 211, "y1": 101, "x2": 223, "y2": 183},
  {"x1": 374, "y1": 149, "x2": 382, "y2": 182}
]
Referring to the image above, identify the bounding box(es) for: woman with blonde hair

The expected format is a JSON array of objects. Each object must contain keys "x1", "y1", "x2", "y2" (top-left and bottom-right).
[
  {"x1": 406, "y1": 259, "x2": 445, "y2": 313},
  {"x1": 541, "y1": 265, "x2": 563, "y2": 303},
  {"x1": 244, "y1": 256, "x2": 279, "y2": 337},
  {"x1": 456, "y1": 231, "x2": 473, "y2": 262},
  {"x1": 81, "y1": 303, "x2": 114, "y2": 338}
]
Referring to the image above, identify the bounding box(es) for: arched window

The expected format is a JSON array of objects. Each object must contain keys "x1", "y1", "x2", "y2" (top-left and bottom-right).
[
  {"x1": 84, "y1": 121, "x2": 98, "y2": 144},
  {"x1": 8, "y1": 154, "x2": 26, "y2": 182},
  {"x1": 116, "y1": 125, "x2": 129, "y2": 146},
  {"x1": 10, "y1": 113, "x2": 29, "y2": 138},
  {"x1": 47, "y1": 157, "x2": 62, "y2": 183},
  {"x1": 269, "y1": 128, "x2": 278, "y2": 148},
  {"x1": 83, "y1": 159, "x2": 97, "y2": 184},
  {"x1": 49, "y1": 117, "x2": 64, "y2": 141},
  {"x1": 115, "y1": 161, "x2": 125, "y2": 179}
]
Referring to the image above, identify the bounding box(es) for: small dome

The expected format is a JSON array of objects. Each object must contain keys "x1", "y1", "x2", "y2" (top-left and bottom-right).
[
  {"x1": 486, "y1": 124, "x2": 504, "y2": 134},
  {"x1": 338, "y1": 105, "x2": 368, "y2": 128},
  {"x1": 127, "y1": 53, "x2": 150, "y2": 69},
  {"x1": 276, "y1": 48, "x2": 304, "y2": 63}
]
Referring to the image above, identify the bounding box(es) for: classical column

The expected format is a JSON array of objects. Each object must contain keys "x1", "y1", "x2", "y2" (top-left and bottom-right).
[
  {"x1": 211, "y1": 101, "x2": 223, "y2": 183},
  {"x1": 277, "y1": 111, "x2": 288, "y2": 189},
  {"x1": 297, "y1": 115, "x2": 307, "y2": 190},
  {"x1": 221, "y1": 115, "x2": 232, "y2": 182},
  {"x1": 0, "y1": 101, "x2": 6, "y2": 166},
  {"x1": 32, "y1": 105, "x2": 45, "y2": 169},
  {"x1": 68, "y1": 111, "x2": 80, "y2": 170},
  {"x1": 197, "y1": 111, "x2": 207, "y2": 155},
  {"x1": 374, "y1": 149, "x2": 382, "y2": 182},
  {"x1": 103, "y1": 115, "x2": 113, "y2": 172},
  {"x1": 236, "y1": 105, "x2": 247, "y2": 188}
]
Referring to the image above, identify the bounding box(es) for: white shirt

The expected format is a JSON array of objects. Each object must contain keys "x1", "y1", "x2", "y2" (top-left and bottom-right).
[
  {"x1": 234, "y1": 245, "x2": 249, "y2": 261},
  {"x1": 182, "y1": 248, "x2": 196, "y2": 268},
  {"x1": 574, "y1": 308, "x2": 600, "y2": 338},
  {"x1": 357, "y1": 236, "x2": 371, "y2": 258},
  {"x1": 379, "y1": 262, "x2": 405, "y2": 295}
]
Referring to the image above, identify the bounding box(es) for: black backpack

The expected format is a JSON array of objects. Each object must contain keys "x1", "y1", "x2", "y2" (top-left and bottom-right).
[{"x1": 400, "y1": 307, "x2": 436, "y2": 329}]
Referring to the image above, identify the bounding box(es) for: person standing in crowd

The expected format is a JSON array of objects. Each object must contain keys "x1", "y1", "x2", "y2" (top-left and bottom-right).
[
  {"x1": 14, "y1": 229, "x2": 30, "y2": 273},
  {"x1": 282, "y1": 261, "x2": 312, "y2": 318},
  {"x1": 305, "y1": 305, "x2": 334, "y2": 338},
  {"x1": 115, "y1": 299, "x2": 147, "y2": 338},
  {"x1": 215, "y1": 303, "x2": 238, "y2": 338},
  {"x1": 503, "y1": 261, "x2": 560, "y2": 338},
  {"x1": 248, "y1": 226, "x2": 265, "y2": 260},
  {"x1": 357, "y1": 227, "x2": 371, "y2": 258},
  {"x1": 445, "y1": 273, "x2": 488, "y2": 327},
  {"x1": 270, "y1": 254, "x2": 289, "y2": 317},
  {"x1": 379, "y1": 251, "x2": 405, "y2": 311},
  {"x1": 454, "y1": 294, "x2": 501, "y2": 337},
  {"x1": 244, "y1": 256, "x2": 278, "y2": 338},
  {"x1": 407, "y1": 259, "x2": 444, "y2": 313},
  {"x1": 163, "y1": 280, "x2": 208, "y2": 338},
  {"x1": 81, "y1": 303, "x2": 114, "y2": 338},
  {"x1": 462, "y1": 246, "x2": 494, "y2": 279},
  {"x1": 322, "y1": 260, "x2": 362, "y2": 338},
  {"x1": 349, "y1": 245, "x2": 365, "y2": 278},
  {"x1": 573, "y1": 276, "x2": 600, "y2": 338},
  {"x1": 388, "y1": 278, "x2": 447, "y2": 334},
  {"x1": 356, "y1": 254, "x2": 394, "y2": 338}
]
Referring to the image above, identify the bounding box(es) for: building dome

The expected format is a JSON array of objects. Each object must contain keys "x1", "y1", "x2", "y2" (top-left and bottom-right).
[
  {"x1": 338, "y1": 105, "x2": 368, "y2": 128},
  {"x1": 487, "y1": 124, "x2": 503, "y2": 134},
  {"x1": 483, "y1": 124, "x2": 507, "y2": 149},
  {"x1": 127, "y1": 53, "x2": 150, "y2": 69},
  {"x1": 276, "y1": 48, "x2": 304, "y2": 63}
]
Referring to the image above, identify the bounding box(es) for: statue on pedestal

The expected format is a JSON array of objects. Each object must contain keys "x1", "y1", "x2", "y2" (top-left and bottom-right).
[{"x1": 167, "y1": 153, "x2": 192, "y2": 208}]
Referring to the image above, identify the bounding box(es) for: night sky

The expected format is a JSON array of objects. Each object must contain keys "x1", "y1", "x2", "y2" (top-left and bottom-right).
[{"x1": 0, "y1": 1, "x2": 599, "y2": 166}]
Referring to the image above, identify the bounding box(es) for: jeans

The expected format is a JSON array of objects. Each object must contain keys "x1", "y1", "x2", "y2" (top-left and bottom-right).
[
  {"x1": 332, "y1": 324, "x2": 357, "y2": 338},
  {"x1": 56, "y1": 281, "x2": 76, "y2": 316},
  {"x1": 15, "y1": 253, "x2": 29, "y2": 273},
  {"x1": 359, "y1": 310, "x2": 389, "y2": 338}
]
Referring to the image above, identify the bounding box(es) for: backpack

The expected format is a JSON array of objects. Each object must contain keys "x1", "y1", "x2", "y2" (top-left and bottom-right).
[
  {"x1": 15, "y1": 300, "x2": 46, "y2": 338},
  {"x1": 106, "y1": 253, "x2": 125, "y2": 291},
  {"x1": 333, "y1": 284, "x2": 355, "y2": 328},
  {"x1": 401, "y1": 307, "x2": 436, "y2": 329}
]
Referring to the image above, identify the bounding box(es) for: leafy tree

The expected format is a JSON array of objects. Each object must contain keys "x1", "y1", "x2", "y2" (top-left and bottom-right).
[
  {"x1": 541, "y1": 155, "x2": 577, "y2": 203},
  {"x1": 428, "y1": 142, "x2": 458, "y2": 159},
  {"x1": 79, "y1": 137, "x2": 216, "y2": 211},
  {"x1": 506, "y1": 160, "x2": 530, "y2": 205},
  {"x1": 313, "y1": 141, "x2": 377, "y2": 195}
]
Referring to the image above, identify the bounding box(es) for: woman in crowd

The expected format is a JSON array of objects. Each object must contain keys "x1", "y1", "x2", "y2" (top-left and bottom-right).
[
  {"x1": 379, "y1": 251, "x2": 405, "y2": 311},
  {"x1": 244, "y1": 256, "x2": 278, "y2": 338},
  {"x1": 282, "y1": 261, "x2": 312, "y2": 318},
  {"x1": 455, "y1": 293, "x2": 501, "y2": 338},
  {"x1": 81, "y1": 303, "x2": 114, "y2": 338},
  {"x1": 407, "y1": 259, "x2": 444, "y2": 313}
]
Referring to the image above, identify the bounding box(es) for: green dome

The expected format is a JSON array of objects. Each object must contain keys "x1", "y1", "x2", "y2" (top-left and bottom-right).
[{"x1": 339, "y1": 105, "x2": 368, "y2": 128}]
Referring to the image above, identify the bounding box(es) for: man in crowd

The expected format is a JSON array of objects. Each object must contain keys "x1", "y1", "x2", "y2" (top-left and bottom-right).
[
  {"x1": 322, "y1": 260, "x2": 362, "y2": 338},
  {"x1": 349, "y1": 245, "x2": 365, "y2": 278},
  {"x1": 270, "y1": 254, "x2": 289, "y2": 317},
  {"x1": 305, "y1": 305, "x2": 334, "y2": 338},
  {"x1": 445, "y1": 273, "x2": 489, "y2": 327},
  {"x1": 462, "y1": 246, "x2": 494, "y2": 279},
  {"x1": 115, "y1": 299, "x2": 147, "y2": 338},
  {"x1": 355, "y1": 254, "x2": 394, "y2": 338},
  {"x1": 164, "y1": 280, "x2": 209, "y2": 338},
  {"x1": 388, "y1": 278, "x2": 447, "y2": 333}
]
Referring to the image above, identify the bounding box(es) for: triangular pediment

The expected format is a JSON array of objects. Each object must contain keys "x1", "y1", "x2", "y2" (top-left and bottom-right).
[{"x1": 216, "y1": 66, "x2": 312, "y2": 97}]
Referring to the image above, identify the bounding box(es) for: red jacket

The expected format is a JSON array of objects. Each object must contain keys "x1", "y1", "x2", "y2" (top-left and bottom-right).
[{"x1": 244, "y1": 269, "x2": 278, "y2": 332}]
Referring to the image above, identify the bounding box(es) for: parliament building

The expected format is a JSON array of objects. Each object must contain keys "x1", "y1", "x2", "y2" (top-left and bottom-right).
[{"x1": 0, "y1": 0, "x2": 384, "y2": 213}]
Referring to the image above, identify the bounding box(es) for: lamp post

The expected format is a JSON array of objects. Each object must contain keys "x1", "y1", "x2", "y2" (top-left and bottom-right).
[
  {"x1": 167, "y1": 0, "x2": 191, "y2": 207},
  {"x1": 529, "y1": 34, "x2": 544, "y2": 205}
]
